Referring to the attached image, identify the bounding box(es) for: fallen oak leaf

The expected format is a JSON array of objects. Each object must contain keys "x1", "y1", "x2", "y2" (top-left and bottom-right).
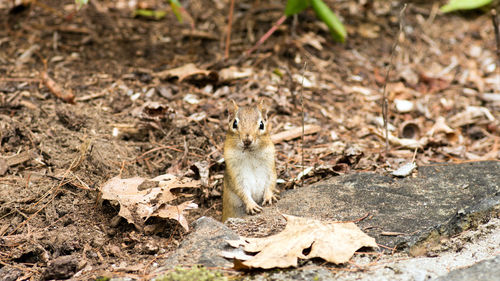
[
  {"x1": 100, "y1": 174, "x2": 199, "y2": 231},
  {"x1": 153, "y1": 173, "x2": 201, "y2": 189},
  {"x1": 101, "y1": 176, "x2": 160, "y2": 229},
  {"x1": 225, "y1": 214, "x2": 378, "y2": 269},
  {"x1": 154, "y1": 200, "x2": 198, "y2": 231}
]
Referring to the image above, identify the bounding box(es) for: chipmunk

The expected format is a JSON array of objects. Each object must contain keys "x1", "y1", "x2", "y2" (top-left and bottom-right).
[{"x1": 222, "y1": 99, "x2": 278, "y2": 222}]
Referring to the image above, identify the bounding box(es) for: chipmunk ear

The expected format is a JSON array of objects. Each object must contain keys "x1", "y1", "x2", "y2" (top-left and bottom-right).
[
  {"x1": 257, "y1": 98, "x2": 269, "y2": 120},
  {"x1": 227, "y1": 99, "x2": 238, "y2": 120}
]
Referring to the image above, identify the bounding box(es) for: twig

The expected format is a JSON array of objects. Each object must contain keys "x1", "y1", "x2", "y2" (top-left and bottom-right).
[
  {"x1": 75, "y1": 90, "x2": 107, "y2": 102},
  {"x1": 300, "y1": 62, "x2": 307, "y2": 187},
  {"x1": 377, "y1": 243, "x2": 397, "y2": 254},
  {"x1": 225, "y1": 0, "x2": 235, "y2": 59},
  {"x1": 411, "y1": 147, "x2": 418, "y2": 162},
  {"x1": 380, "y1": 231, "x2": 408, "y2": 236},
  {"x1": 0, "y1": 150, "x2": 38, "y2": 167},
  {"x1": 491, "y1": 9, "x2": 500, "y2": 71},
  {"x1": 0, "y1": 77, "x2": 41, "y2": 83},
  {"x1": 246, "y1": 15, "x2": 287, "y2": 56},
  {"x1": 40, "y1": 71, "x2": 75, "y2": 104},
  {"x1": 381, "y1": 4, "x2": 407, "y2": 155},
  {"x1": 270, "y1": 124, "x2": 321, "y2": 144},
  {"x1": 181, "y1": 136, "x2": 189, "y2": 168},
  {"x1": 350, "y1": 212, "x2": 370, "y2": 223},
  {"x1": 0, "y1": 260, "x2": 38, "y2": 273}
]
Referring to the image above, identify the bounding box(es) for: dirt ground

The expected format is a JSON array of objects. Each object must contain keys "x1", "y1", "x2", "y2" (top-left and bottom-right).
[{"x1": 0, "y1": 0, "x2": 499, "y2": 279}]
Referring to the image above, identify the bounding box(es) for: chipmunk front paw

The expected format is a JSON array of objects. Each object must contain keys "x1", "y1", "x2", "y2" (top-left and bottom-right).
[
  {"x1": 263, "y1": 190, "x2": 279, "y2": 206},
  {"x1": 246, "y1": 201, "x2": 263, "y2": 215}
]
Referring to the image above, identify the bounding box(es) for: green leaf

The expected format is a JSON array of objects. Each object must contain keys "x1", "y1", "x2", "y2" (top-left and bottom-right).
[
  {"x1": 440, "y1": 0, "x2": 492, "y2": 13},
  {"x1": 273, "y1": 68, "x2": 284, "y2": 78},
  {"x1": 75, "y1": 0, "x2": 88, "y2": 10},
  {"x1": 310, "y1": 0, "x2": 346, "y2": 42},
  {"x1": 170, "y1": 0, "x2": 183, "y2": 23},
  {"x1": 285, "y1": 0, "x2": 310, "y2": 16},
  {"x1": 134, "y1": 9, "x2": 167, "y2": 20}
]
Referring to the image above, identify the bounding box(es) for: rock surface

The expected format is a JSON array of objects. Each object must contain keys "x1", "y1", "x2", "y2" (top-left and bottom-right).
[
  {"x1": 254, "y1": 161, "x2": 500, "y2": 253},
  {"x1": 157, "y1": 161, "x2": 500, "y2": 280},
  {"x1": 435, "y1": 255, "x2": 500, "y2": 281},
  {"x1": 157, "y1": 216, "x2": 239, "y2": 270}
]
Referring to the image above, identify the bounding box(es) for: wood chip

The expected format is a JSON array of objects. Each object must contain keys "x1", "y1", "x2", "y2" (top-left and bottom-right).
[{"x1": 271, "y1": 125, "x2": 321, "y2": 144}]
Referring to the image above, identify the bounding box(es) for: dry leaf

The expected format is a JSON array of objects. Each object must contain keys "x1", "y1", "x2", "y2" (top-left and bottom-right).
[
  {"x1": 427, "y1": 116, "x2": 454, "y2": 136},
  {"x1": 181, "y1": 29, "x2": 218, "y2": 40},
  {"x1": 225, "y1": 214, "x2": 378, "y2": 269},
  {"x1": 371, "y1": 127, "x2": 427, "y2": 150},
  {"x1": 391, "y1": 162, "x2": 417, "y2": 177},
  {"x1": 357, "y1": 23, "x2": 380, "y2": 39},
  {"x1": 394, "y1": 99, "x2": 414, "y2": 113},
  {"x1": 155, "y1": 63, "x2": 213, "y2": 81},
  {"x1": 218, "y1": 66, "x2": 253, "y2": 82},
  {"x1": 298, "y1": 32, "x2": 326, "y2": 51},
  {"x1": 154, "y1": 200, "x2": 198, "y2": 231},
  {"x1": 343, "y1": 85, "x2": 374, "y2": 96},
  {"x1": 100, "y1": 174, "x2": 199, "y2": 231},
  {"x1": 131, "y1": 101, "x2": 174, "y2": 122},
  {"x1": 192, "y1": 161, "x2": 210, "y2": 187},
  {"x1": 448, "y1": 106, "x2": 495, "y2": 128}
]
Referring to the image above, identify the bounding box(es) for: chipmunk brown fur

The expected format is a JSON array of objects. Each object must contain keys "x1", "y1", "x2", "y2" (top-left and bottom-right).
[{"x1": 222, "y1": 99, "x2": 278, "y2": 222}]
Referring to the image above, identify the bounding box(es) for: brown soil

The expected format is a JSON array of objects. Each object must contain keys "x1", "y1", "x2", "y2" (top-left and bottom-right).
[{"x1": 0, "y1": 0, "x2": 499, "y2": 279}]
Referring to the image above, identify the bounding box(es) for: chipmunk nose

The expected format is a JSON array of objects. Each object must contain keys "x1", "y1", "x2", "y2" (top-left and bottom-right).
[{"x1": 243, "y1": 135, "x2": 253, "y2": 147}]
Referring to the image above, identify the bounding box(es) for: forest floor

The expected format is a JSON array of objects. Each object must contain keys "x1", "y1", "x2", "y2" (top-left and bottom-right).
[{"x1": 0, "y1": 0, "x2": 499, "y2": 279}]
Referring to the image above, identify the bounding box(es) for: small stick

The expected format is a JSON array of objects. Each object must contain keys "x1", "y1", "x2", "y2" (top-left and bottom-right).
[
  {"x1": 491, "y1": 10, "x2": 500, "y2": 71},
  {"x1": 0, "y1": 77, "x2": 41, "y2": 83},
  {"x1": 300, "y1": 62, "x2": 307, "y2": 187},
  {"x1": 246, "y1": 15, "x2": 287, "y2": 56},
  {"x1": 381, "y1": 4, "x2": 407, "y2": 155},
  {"x1": 411, "y1": 147, "x2": 418, "y2": 162},
  {"x1": 380, "y1": 231, "x2": 407, "y2": 236},
  {"x1": 75, "y1": 90, "x2": 107, "y2": 102},
  {"x1": 224, "y1": 0, "x2": 235, "y2": 58},
  {"x1": 270, "y1": 124, "x2": 320, "y2": 144},
  {"x1": 350, "y1": 212, "x2": 370, "y2": 223},
  {"x1": 40, "y1": 71, "x2": 75, "y2": 104},
  {"x1": 377, "y1": 243, "x2": 397, "y2": 254}
]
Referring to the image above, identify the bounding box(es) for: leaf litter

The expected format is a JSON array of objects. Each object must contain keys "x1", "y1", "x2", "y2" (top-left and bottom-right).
[{"x1": 1, "y1": 0, "x2": 499, "y2": 279}]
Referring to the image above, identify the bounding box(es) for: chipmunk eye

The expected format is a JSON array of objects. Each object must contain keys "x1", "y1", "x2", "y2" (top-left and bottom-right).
[
  {"x1": 232, "y1": 119, "x2": 238, "y2": 129},
  {"x1": 259, "y1": 120, "x2": 264, "y2": 131}
]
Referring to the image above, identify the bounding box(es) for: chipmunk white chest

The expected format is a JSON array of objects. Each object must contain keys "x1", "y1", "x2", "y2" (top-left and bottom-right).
[{"x1": 230, "y1": 149, "x2": 272, "y2": 202}]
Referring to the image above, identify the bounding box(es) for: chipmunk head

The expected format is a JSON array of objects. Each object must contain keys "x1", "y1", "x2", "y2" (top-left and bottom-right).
[{"x1": 228, "y1": 99, "x2": 269, "y2": 149}]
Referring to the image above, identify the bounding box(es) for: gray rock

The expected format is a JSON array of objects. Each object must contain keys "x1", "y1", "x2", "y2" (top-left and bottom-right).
[
  {"x1": 246, "y1": 268, "x2": 335, "y2": 281},
  {"x1": 433, "y1": 255, "x2": 500, "y2": 281},
  {"x1": 158, "y1": 216, "x2": 239, "y2": 269},
  {"x1": 269, "y1": 161, "x2": 500, "y2": 252},
  {"x1": 154, "y1": 161, "x2": 499, "y2": 280}
]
